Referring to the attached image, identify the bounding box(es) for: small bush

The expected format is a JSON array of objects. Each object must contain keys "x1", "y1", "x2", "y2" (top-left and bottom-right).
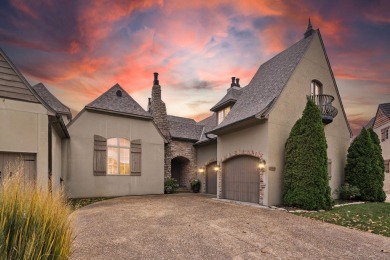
[
  {"x1": 189, "y1": 179, "x2": 201, "y2": 193},
  {"x1": 335, "y1": 183, "x2": 361, "y2": 200},
  {"x1": 164, "y1": 177, "x2": 179, "y2": 194},
  {"x1": 0, "y1": 162, "x2": 72, "y2": 259}
]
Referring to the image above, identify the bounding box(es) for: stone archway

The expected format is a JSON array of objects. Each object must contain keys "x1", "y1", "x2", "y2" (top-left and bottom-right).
[{"x1": 171, "y1": 156, "x2": 190, "y2": 187}]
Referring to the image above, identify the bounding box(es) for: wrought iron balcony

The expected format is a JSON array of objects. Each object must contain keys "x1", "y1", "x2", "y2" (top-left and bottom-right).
[{"x1": 310, "y1": 94, "x2": 338, "y2": 124}]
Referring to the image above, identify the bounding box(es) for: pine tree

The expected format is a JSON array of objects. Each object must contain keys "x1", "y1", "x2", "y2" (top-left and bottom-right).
[
  {"x1": 345, "y1": 128, "x2": 385, "y2": 201},
  {"x1": 283, "y1": 98, "x2": 333, "y2": 210}
]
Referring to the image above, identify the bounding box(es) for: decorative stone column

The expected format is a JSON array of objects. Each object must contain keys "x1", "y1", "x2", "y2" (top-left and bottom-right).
[{"x1": 259, "y1": 171, "x2": 266, "y2": 205}]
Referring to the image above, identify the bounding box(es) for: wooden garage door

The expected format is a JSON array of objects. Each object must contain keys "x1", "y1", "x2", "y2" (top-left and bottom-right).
[
  {"x1": 223, "y1": 156, "x2": 259, "y2": 203},
  {"x1": 206, "y1": 162, "x2": 217, "y2": 194},
  {"x1": 0, "y1": 152, "x2": 36, "y2": 184}
]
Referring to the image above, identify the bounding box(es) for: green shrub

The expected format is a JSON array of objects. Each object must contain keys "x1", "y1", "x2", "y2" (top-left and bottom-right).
[
  {"x1": 283, "y1": 98, "x2": 334, "y2": 210},
  {"x1": 334, "y1": 183, "x2": 361, "y2": 200},
  {"x1": 164, "y1": 177, "x2": 179, "y2": 194},
  {"x1": 189, "y1": 179, "x2": 201, "y2": 193},
  {"x1": 345, "y1": 128, "x2": 386, "y2": 202},
  {"x1": 0, "y1": 163, "x2": 72, "y2": 259}
]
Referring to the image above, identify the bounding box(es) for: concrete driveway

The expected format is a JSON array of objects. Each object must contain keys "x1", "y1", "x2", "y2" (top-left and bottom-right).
[{"x1": 71, "y1": 194, "x2": 390, "y2": 260}]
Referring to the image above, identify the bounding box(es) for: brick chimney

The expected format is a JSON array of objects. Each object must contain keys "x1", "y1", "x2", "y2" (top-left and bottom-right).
[{"x1": 150, "y1": 72, "x2": 171, "y2": 139}]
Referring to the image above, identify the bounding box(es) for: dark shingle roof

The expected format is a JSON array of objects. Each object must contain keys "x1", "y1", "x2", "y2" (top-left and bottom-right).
[
  {"x1": 210, "y1": 88, "x2": 242, "y2": 112},
  {"x1": 86, "y1": 84, "x2": 152, "y2": 119},
  {"x1": 32, "y1": 83, "x2": 71, "y2": 117},
  {"x1": 210, "y1": 32, "x2": 315, "y2": 133},
  {"x1": 379, "y1": 103, "x2": 390, "y2": 119},
  {"x1": 196, "y1": 113, "x2": 217, "y2": 144},
  {"x1": 167, "y1": 115, "x2": 204, "y2": 141}
]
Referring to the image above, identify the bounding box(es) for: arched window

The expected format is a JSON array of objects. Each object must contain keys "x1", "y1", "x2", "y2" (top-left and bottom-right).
[
  {"x1": 107, "y1": 138, "x2": 130, "y2": 175},
  {"x1": 311, "y1": 80, "x2": 323, "y2": 96}
]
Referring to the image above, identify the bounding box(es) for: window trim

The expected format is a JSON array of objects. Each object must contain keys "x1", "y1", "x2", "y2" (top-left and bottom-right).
[
  {"x1": 217, "y1": 106, "x2": 231, "y2": 124},
  {"x1": 311, "y1": 80, "x2": 323, "y2": 96},
  {"x1": 381, "y1": 127, "x2": 389, "y2": 142}
]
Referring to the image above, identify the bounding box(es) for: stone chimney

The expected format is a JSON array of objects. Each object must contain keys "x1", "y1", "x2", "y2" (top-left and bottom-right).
[{"x1": 150, "y1": 72, "x2": 171, "y2": 139}]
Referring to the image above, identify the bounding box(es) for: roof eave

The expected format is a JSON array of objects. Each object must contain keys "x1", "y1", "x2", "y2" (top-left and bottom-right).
[
  {"x1": 209, "y1": 115, "x2": 266, "y2": 135},
  {"x1": 210, "y1": 99, "x2": 237, "y2": 112},
  {"x1": 85, "y1": 106, "x2": 153, "y2": 120}
]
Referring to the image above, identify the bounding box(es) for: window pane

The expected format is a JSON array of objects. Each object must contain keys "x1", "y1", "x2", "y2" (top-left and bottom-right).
[
  {"x1": 120, "y1": 148, "x2": 130, "y2": 174},
  {"x1": 218, "y1": 111, "x2": 224, "y2": 124},
  {"x1": 107, "y1": 138, "x2": 118, "y2": 146},
  {"x1": 119, "y1": 138, "x2": 130, "y2": 147},
  {"x1": 107, "y1": 147, "x2": 118, "y2": 174},
  {"x1": 224, "y1": 106, "x2": 231, "y2": 116}
]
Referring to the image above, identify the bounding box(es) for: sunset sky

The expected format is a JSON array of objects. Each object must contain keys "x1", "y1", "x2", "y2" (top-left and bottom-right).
[{"x1": 0, "y1": 0, "x2": 389, "y2": 135}]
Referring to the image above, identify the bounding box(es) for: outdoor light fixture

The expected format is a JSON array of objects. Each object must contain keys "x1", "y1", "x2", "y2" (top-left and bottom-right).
[
  {"x1": 214, "y1": 165, "x2": 220, "y2": 172},
  {"x1": 258, "y1": 159, "x2": 266, "y2": 172},
  {"x1": 198, "y1": 168, "x2": 205, "y2": 173}
]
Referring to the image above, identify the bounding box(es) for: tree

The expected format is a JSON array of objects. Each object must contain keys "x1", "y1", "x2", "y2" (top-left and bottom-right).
[
  {"x1": 283, "y1": 98, "x2": 333, "y2": 210},
  {"x1": 345, "y1": 128, "x2": 385, "y2": 202}
]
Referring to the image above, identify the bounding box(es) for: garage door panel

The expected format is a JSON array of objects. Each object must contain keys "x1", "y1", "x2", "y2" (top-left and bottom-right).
[
  {"x1": 206, "y1": 162, "x2": 217, "y2": 194},
  {"x1": 223, "y1": 156, "x2": 259, "y2": 203}
]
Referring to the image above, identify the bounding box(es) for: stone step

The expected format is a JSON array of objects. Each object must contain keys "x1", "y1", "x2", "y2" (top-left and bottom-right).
[{"x1": 176, "y1": 187, "x2": 191, "y2": 193}]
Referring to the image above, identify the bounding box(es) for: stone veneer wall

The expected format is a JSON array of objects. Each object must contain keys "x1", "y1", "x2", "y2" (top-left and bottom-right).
[{"x1": 171, "y1": 139, "x2": 197, "y2": 188}]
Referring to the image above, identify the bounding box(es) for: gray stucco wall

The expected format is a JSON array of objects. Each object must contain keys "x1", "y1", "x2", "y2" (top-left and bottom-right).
[
  {"x1": 51, "y1": 128, "x2": 62, "y2": 192},
  {"x1": 65, "y1": 110, "x2": 165, "y2": 198},
  {"x1": 0, "y1": 98, "x2": 49, "y2": 190}
]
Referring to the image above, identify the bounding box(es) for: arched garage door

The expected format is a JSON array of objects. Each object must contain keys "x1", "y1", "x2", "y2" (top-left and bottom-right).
[
  {"x1": 223, "y1": 155, "x2": 259, "y2": 203},
  {"x1": 206, "y1": 162, "x2": 217, "y2": 195}
]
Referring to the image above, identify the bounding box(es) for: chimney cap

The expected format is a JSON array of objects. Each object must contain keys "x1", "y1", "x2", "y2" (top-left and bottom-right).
[{"x1": 153, "y1": 72, "x2": 159, "y2": 85}]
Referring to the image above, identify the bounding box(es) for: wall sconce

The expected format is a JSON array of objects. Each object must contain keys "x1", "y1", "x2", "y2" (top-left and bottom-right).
[
  {"x1": 198, "y1": 167, "x2": 205, "y2": 173},
  {"x1": 258, "y1": 159, "x2": 266, "y2": 172},
  {"x1": 214, "y1": 165, "x2": 220, "y2": 172}
]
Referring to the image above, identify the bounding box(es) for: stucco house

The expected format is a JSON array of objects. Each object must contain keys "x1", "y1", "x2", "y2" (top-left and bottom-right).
[
  {"x1": 149, "y1": 21, "x2": 352, "y2": 206},
  {"x1": 0, "y1": 49, "x2": 69, "y2": 192},
  {"x1": 367, "y1": 103, "x2": 390, "y2": 192},
  {"x1": 0, "y1": 21, "x2": 353, "y2": 206}
]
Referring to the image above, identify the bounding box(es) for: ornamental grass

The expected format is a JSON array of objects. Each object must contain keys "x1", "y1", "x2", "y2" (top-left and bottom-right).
[{"x1": 0, "y1": 161, "x2": 72, "y2": 259}]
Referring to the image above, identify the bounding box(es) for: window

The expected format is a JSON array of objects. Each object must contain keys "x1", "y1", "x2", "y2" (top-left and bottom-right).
[
  {"x1": 311, "y1": 80, "x2": 323, "y2": 96},
  {"x1": 381, "y1": 128, "x2": 389, "y2": 142},
  {"x1": 218, "y1": 106, "x2": 231, "y2": 124},
  {"x1": 107, "y1": 138, "x2": 130, "y2": 175},
  {"x1": 93, "y1": 135, "x2": 142, "y2": 176}
]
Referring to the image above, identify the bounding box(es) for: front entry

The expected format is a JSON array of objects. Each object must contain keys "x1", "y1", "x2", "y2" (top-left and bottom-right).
[
  {"x1": 206, "y1": 162, "x2": 217, "y2": 194},
  {"x1": 0, "y1": 152, "x2": 36, "y2": 185},
  {"x1": 223, "y1": 155, "x2": 259, "y2": 203},
  {"x1": 171, "y1": 156, "x2": 190, "y2": 187}
]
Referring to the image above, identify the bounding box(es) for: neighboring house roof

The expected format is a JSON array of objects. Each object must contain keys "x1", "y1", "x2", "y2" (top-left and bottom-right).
[
  {"x1": 210, "y1": 32, "x2": 315, "y2": 133},
  {"x1": 85, "y1": 84, "x2": 152, "y2": 119},
  {"x1": 364, "y1": 117, "x2": 375, "y2": 129},
  {"x1": 379, "y1": 103, "x2": 390, "y2": 119},
  {"x1": 0, "y1": 48, "x2": 40, "y2": 103},
  {"x1": 210, "y1": 88, "x2": 243, "y2": 112},
  {"x1": 32, "y1": 83, "x2": 72, "y2": 118},
  {"x1": 167, "y1": 115, "x2": 204, "y2": 141},
  {"x1": 196, "y1": 113, "x2": 217, "y2": 144}
]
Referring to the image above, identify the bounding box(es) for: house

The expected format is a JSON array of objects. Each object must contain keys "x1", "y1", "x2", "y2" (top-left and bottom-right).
[
  {"x1": 149, "y1": 21, "x2": 352, "y2": 206},
  {"x1": 0, "y1": 49, "x2": 69, "y2": 192},
  {"x1": 369, "y1": 103, "x2": 390, "y2": 192},
  {"x1": 0, "y1": 21, "x2": 352, "y2": 205},
  {"x1": 63, "y1": 84, "x2": 166, "y2": 198}
]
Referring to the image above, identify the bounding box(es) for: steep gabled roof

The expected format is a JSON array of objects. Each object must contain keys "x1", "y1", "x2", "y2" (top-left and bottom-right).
[
  {"x1": 364, "y1": 117, "x2": 375, "y2": 129},
  {"x1": 32, "y1": 83, "x2": 72, "y2": 118},
  {"x1": 210, "y1": 88, "x2": 242, "y2": 112},
  {"x1": 167, "y1": 115, "x2": 204, "y2": 141},
  {"x1": 85, "y1": 84, "x2": 152, "y2": 119},
  {"x1": 196, "y1": 113, "x2": 217, "y2": 144},
  {"x1": 210, "y1": 32, "x2": 315, "y2": 133},
  {"x1": 0, "y1": 48, "x2": 40, "y2": 103}
]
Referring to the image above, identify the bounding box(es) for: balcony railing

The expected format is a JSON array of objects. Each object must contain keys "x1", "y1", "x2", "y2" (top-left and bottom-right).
[{"x1": 310, "y1": 94, "x2": 338, "y2": 124}]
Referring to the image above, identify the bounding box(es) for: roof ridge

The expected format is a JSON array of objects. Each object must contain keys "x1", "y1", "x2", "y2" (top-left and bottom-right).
[
  {"x1": 32, "y1": 83, "x2": 71, "y2": 115},
  {"x1": 86, "y1": 83, "x2": 122, "y2": 107}
]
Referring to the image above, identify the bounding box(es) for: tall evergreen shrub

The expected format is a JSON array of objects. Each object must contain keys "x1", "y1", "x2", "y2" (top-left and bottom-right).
[
  {"x1": 345, "y1": 128, "x2": 385, "y2": 201},
  {"x1": 283, "y1": 98, "x2": 333, "y2": 210}
]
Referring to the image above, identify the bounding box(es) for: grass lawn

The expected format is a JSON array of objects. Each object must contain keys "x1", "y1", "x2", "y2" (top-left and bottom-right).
[
  {"x1": 293, "y1": 202, "x2": 390, "y2": 237},
  {"x1": 69, "y1": 197, "x2": 114, "y2": 210}
]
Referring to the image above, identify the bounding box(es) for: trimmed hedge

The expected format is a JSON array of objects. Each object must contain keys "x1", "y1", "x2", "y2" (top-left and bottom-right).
[
  {"x1": 345, "y1": 128, "x2": 385, "y2": 202},
  {"x1": 283, "y1": 98, "x2": 333, "y2": 210}
]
